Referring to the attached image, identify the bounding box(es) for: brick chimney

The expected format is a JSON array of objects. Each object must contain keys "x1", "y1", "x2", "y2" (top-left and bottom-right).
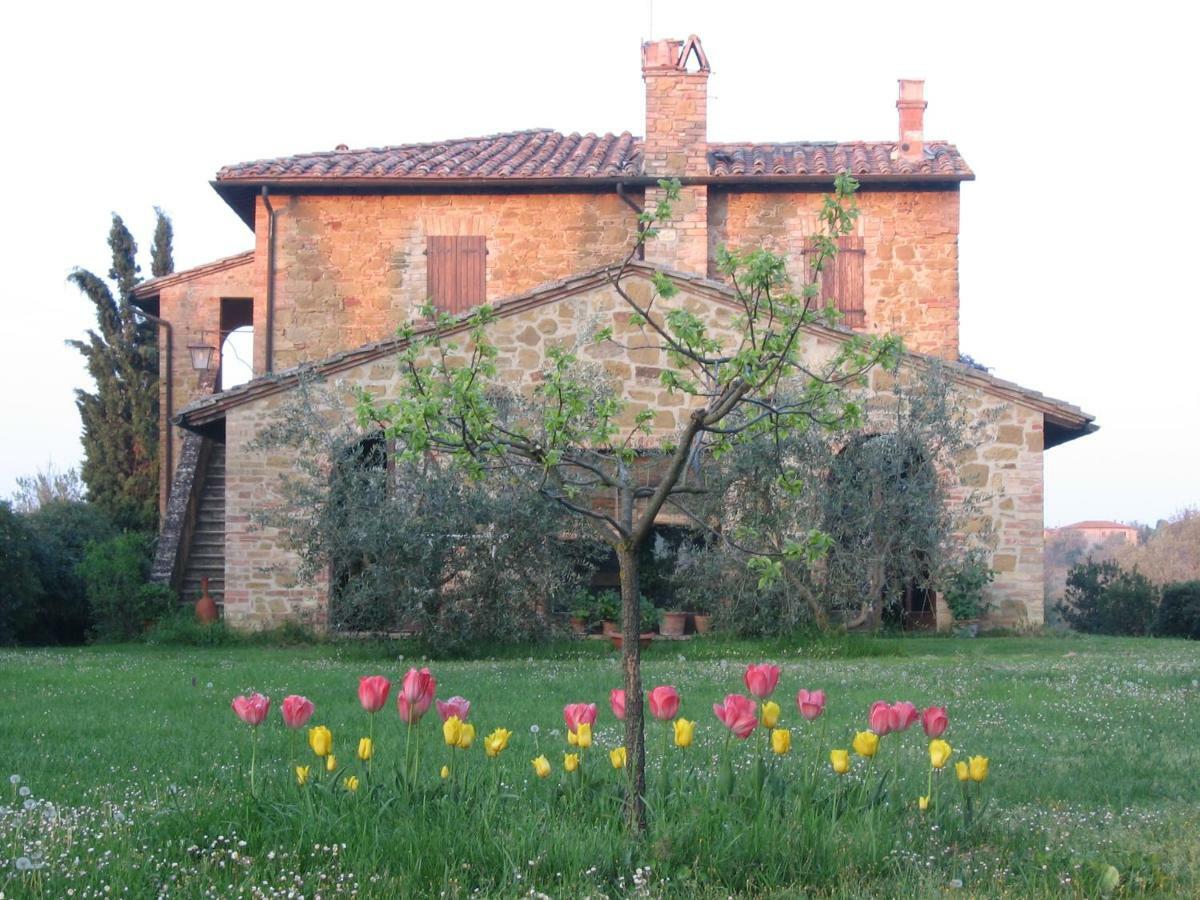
[
  {"x1": 897, "y1": 79, "x2": 927, "y2": 162},
  {"x1": 641, "y1": 35, "x2": 711, "y2": 275}
]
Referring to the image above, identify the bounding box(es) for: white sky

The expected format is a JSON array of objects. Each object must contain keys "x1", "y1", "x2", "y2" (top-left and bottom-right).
[{"x1": 1, "y1": 0, "x2": 1196, "y2": 526}]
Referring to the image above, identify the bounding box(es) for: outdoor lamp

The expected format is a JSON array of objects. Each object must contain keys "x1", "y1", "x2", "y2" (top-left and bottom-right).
[{"x1": 188, "y1": 342, "x2": 216, "y2": 371}]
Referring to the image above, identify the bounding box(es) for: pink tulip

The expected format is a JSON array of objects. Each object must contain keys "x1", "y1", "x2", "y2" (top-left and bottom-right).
[
  {"x1": 280, "y1": 694, "x2": 314, "y2": 729},
  {"x1": 713, "y1": 693, "x2": 758, "y2": 739},
  {"x1": 357, "y1": 675, "x2": 391, "y2": 713},
  {"x1": 892, "y1": 701, "x2": 919, "y2": 732},
  {"x1": 609, "y1": 689, "x2": 626, "y2": 721},
  {"x1": 231, "y1": 693, "x2": 270, "y2": 727},
  {"x1": 397, "y1": 668, "x2": 436, "y2": 724},
  {"x1": 796, "y1": 688, "x2": 826, "y2": 721},
  {"x1": 563, "y1": 703, "x2": 598, "y2": 732},
  {"x1": 743, "y1": 663, "x2": 781, "y2": 699},
  {"x1": 648, "y1": 685, "x2": 680, "y2": 721},
  {"x1": 921, "y1": 705, "x2": 948, "y2": 738},
  {"x1": 436, "y1": 696, "x2": 471, "y2": 722},
  {"x1": 868, "y1": 700, "x2": 893, "y2": 735}
]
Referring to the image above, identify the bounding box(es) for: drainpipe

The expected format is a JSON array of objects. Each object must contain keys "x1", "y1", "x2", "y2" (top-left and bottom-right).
[
  {"x1": 616, "y1": 182, "x2": 645, "y2": 261},
  {"x1": 261, "y1": 186, "x2": 276, "y2": 373},
  {"x1": 138, "y1": 308, "x2": 173, "y2": 505}
]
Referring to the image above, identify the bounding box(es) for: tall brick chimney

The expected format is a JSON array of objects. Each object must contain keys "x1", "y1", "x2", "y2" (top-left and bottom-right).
[
  {"x1": 641, "y1": 35, "x2": 710, "y2": 274},
  {"x1": 897, "y1": 79, "x2": 927, "y2": 162}
]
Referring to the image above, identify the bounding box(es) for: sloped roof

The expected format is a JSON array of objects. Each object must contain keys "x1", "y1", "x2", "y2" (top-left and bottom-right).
[
  {"x1": 216, "y1": 129, "x2": 972, "y2": 183},
  {"x1": 1059, "y1": 520, "x2": 1137, "y2": 531},
  {"x1": 175, "y1": 263, "x2": 1094, "y2": 449},
  {"x1": 130, "y1": 250, "x2": 255, "y2": 302}
]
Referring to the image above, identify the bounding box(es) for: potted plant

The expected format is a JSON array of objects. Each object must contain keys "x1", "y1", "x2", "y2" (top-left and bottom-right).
[
  {"x1": 659, "y1": 605, "x2": 688, "y2": 638},
  {"x1": 610, "y1": 601, "x2": 658, "y2": 651},
  {"x1": 568, "y1": 589, "x2": 593, "y2": 636},
  {"x1": 690, "y1": 594, "x2": 714, "y2": 635},
  {"x1": 943, "y1": 553, "x2": 995, "y2": 635},
  {"x1": 596, "y1": 590, "x2": 621, "y2": 637}
]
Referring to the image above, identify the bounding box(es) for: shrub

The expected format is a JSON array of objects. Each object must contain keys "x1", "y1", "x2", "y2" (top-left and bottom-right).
[
  {"x1": 0, "y1": 502, "x2": 43, "y2": 644},
  {"x1": 1154, "y1": 581, "x2": 1200, "y2": 639},
  {"x1": 943, "y1": 553, "x2": 995, "y2": 621},
  {"x1": 1055, "y1": 559, "x2": 1158, "y2": 636},
  {"x1": 24, "y1": 500, "x2": 117, "y2": 643},
  {"x1": 76, "y1": 533, "x2": 173, "y2": 641}
]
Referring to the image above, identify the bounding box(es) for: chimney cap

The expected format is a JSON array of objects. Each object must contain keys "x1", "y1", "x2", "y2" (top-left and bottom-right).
[{"x1": 642, "y1": 34, "x2": 710, "y2": 73}]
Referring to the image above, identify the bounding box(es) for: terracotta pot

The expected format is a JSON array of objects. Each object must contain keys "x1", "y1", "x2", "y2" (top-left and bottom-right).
[
  {"x1": 610, "y1": 634, "x2": 654, "y2": 651},
  {"x1": 194, "y1": 576, "x2": 219, "y2": 625},
  {"x1": 602, "y1": 620, "x2": 620, "y2": 637},
  {"x1": 569, "y1": 617, "x2": 588, "y2": 636},
  {"x1": 692, "y1": 614, "x2": 712, "y2": 634},
  {"x1": 660, "y1": 610, "x2": 687, "y2": 637}
]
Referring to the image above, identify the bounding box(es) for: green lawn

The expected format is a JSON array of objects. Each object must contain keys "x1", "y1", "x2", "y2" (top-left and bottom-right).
[{"x1": 1, "y1": 635, "x2": 1196, "y2": 897}]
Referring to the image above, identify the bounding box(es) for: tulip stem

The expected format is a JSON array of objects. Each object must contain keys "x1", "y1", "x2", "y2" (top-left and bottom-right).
[{"x1": 249, "y1": 727, "x2": 258, "y2": 796}]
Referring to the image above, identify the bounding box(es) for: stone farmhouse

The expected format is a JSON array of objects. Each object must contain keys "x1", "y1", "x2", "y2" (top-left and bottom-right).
[{"x1": 134, "y1": 36, "x2": 1095, "y2": 631}]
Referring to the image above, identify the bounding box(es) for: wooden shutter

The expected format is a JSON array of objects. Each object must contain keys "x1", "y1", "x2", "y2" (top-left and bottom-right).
[
  {"x1": 426, "y1": 236, "x2": 486, "y2": 314},
  {"x1": 803, "y1": 235, "x2": 865, "y2": 329}
]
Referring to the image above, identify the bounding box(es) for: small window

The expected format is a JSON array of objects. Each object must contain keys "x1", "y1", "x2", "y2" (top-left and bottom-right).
[
  {"x1": 219, "y1": 297, "x2": 254, "y2": 390},
  {"x1": 803, "y1": 235, "x2": 865, "y2": 329},
  {"x1": 426, "y1": 235, "x2": 486, "y2": 314}
]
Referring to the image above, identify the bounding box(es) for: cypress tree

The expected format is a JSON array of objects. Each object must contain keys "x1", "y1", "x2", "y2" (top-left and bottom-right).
[{"x1": 67, "y1": 209, "x2": 174, "y2": 532}]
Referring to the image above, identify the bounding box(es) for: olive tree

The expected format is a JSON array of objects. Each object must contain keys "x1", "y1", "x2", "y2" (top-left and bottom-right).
[{"x1": 356, "y1": 175, "x2": 901, "y2": 831}]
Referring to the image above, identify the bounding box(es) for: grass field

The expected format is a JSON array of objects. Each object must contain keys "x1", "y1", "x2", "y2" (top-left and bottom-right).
[{"x1": 1, "y1": 634, "x2": 1197, "y2": 897}]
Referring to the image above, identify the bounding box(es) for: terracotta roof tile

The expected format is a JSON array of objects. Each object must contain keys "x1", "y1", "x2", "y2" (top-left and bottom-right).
[
  {"x1": 216, "y1": 130, "x2": 971, "y2": 183},
  {"x1": 216, "y1": 131, "x2": 643, "y2": 181},
  {"x1": 705, "y1": 141, "x2": 971, "y2": 178}
]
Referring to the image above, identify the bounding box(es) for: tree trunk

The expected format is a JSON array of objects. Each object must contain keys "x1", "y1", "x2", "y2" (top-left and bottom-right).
[{"x1": 616, "y1": 541, "x2": 647, "y2": 834}]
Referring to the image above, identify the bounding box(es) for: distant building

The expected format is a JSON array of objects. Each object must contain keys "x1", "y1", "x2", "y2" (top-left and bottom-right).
[{"x1": 1049, "y1": 521, "x2": 1139, "y2": 549}]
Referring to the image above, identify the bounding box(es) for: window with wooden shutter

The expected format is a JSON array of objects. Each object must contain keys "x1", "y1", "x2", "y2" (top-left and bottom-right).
[
  {"x1": 426, "y1": 235, "x2": 486, "y2": 314},
  {"x1": 803, "y1": 235, "x2": 865, "y2": 329}
]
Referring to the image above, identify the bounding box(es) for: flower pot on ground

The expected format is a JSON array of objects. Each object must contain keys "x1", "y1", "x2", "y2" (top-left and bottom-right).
[
  {"x1": 569, "y1": 616, "x2": 588, "y2": 636},
  {"x1": 660, "y1": 610, "x2": 688, "y2": 637},
  {"x1": 692, "y1": 613, "x2": 712, "y2": 634},
  {"x1": 195, "y1": 576, "x2": 218, "y2": 624}
]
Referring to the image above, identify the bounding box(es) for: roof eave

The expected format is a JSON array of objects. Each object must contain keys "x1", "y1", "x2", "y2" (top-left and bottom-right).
[{"x1": 212, "y1": 171, "x2": 973, "y2": 221}]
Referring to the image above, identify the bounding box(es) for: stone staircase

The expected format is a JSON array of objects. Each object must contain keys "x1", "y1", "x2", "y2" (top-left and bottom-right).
[{"x1": 180, "y1": 442, "x2": 225, "y2": 610}]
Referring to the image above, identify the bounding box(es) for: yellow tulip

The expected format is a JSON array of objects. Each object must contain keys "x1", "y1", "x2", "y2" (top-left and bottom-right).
[
  {"x1": 295, "y1": 765, "x2": 310, "y2": 786},
  {"x1": 955, "y1": 761, "x2": 970, "y2": 782},
  {"x1": 830, "y1": 749, "x2": 850, "y2": 775},
  {"x1": 918, "y1": 795, "x2": 929, "y2": 811},
  {"x1": 609, "y1": 747, "x2": 627, "y2": 769},
  {"x1": 532, "y1": 755, "x2": 551, "y2": 778},
  {"x1": 761, "y1": 701, "x2": 781, "y2": 729},
  {"x1": 968, "y1": 755, "x2": 989, "y2": 783},
  {"x1": 673, "y1": 718, "x2": 695, "y2": 748},
  {"x1": 308, "y1": 725, "x2": 332, "y2": 758},
  {"x1": 771, "y1": 728, "x2": 791, "y2": 755},
  {"x1": 929, "y1": 739, "x2": 952, "y2": 770},
  {"x1": 484, "y1": 728, "x2": 512, "y2": 758},
  {"x1": 572, "y1": 723, "x2": 592, "y2": 749},
  {"x1": 440, "y1": 765, "x2": 450, "y2": 779},
  {"x1": 326, "y1": 754, "x2": 337, "y2": 772},
  {"x1": 443, "y1": 716, "x2": 463, "y2": 747},
  {"x1": 456, "y1": 722, "x2": 476, "y2": 750},
  {"x1": 564, "y1": 752, "x2": 580, "y2": 773},
  {"x1": 853, "y1": 731, "x2": 879, "y2": 758},
  {"x1": 357, "y1": 737, "x2": 374, "y2": 762},
  {"x1": 343, "y1": 775, "x2": 359, "y2": 792}
]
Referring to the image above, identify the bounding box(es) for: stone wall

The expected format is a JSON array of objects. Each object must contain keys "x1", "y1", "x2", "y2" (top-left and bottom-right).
[
  {"x1": 156, "y1": 258, "x2": 255, "y2": 513},
  {"x1": 709, "y1": 188, "x2": 961, "y2": 360},
  {"x1": 220, "y1": 272, "x2": 1042, "y2": 630},
  {"x1": 250, "y1": 192, "x2": 640, "y2": 373}
]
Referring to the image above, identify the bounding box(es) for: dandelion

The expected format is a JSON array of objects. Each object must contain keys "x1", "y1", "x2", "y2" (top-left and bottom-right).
[
  {"x1": 9, "y1": 774, "x2": 20, "y2": 785},
  {"x1": 18, "y1": 785, "x2": 31, "y2": 797},
  {"x1": 16, "y1": 856, "x2": 32, "y2": 871},
  {"x1": 530, "y1": 724, "x2": 540, "y2": 734}
]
